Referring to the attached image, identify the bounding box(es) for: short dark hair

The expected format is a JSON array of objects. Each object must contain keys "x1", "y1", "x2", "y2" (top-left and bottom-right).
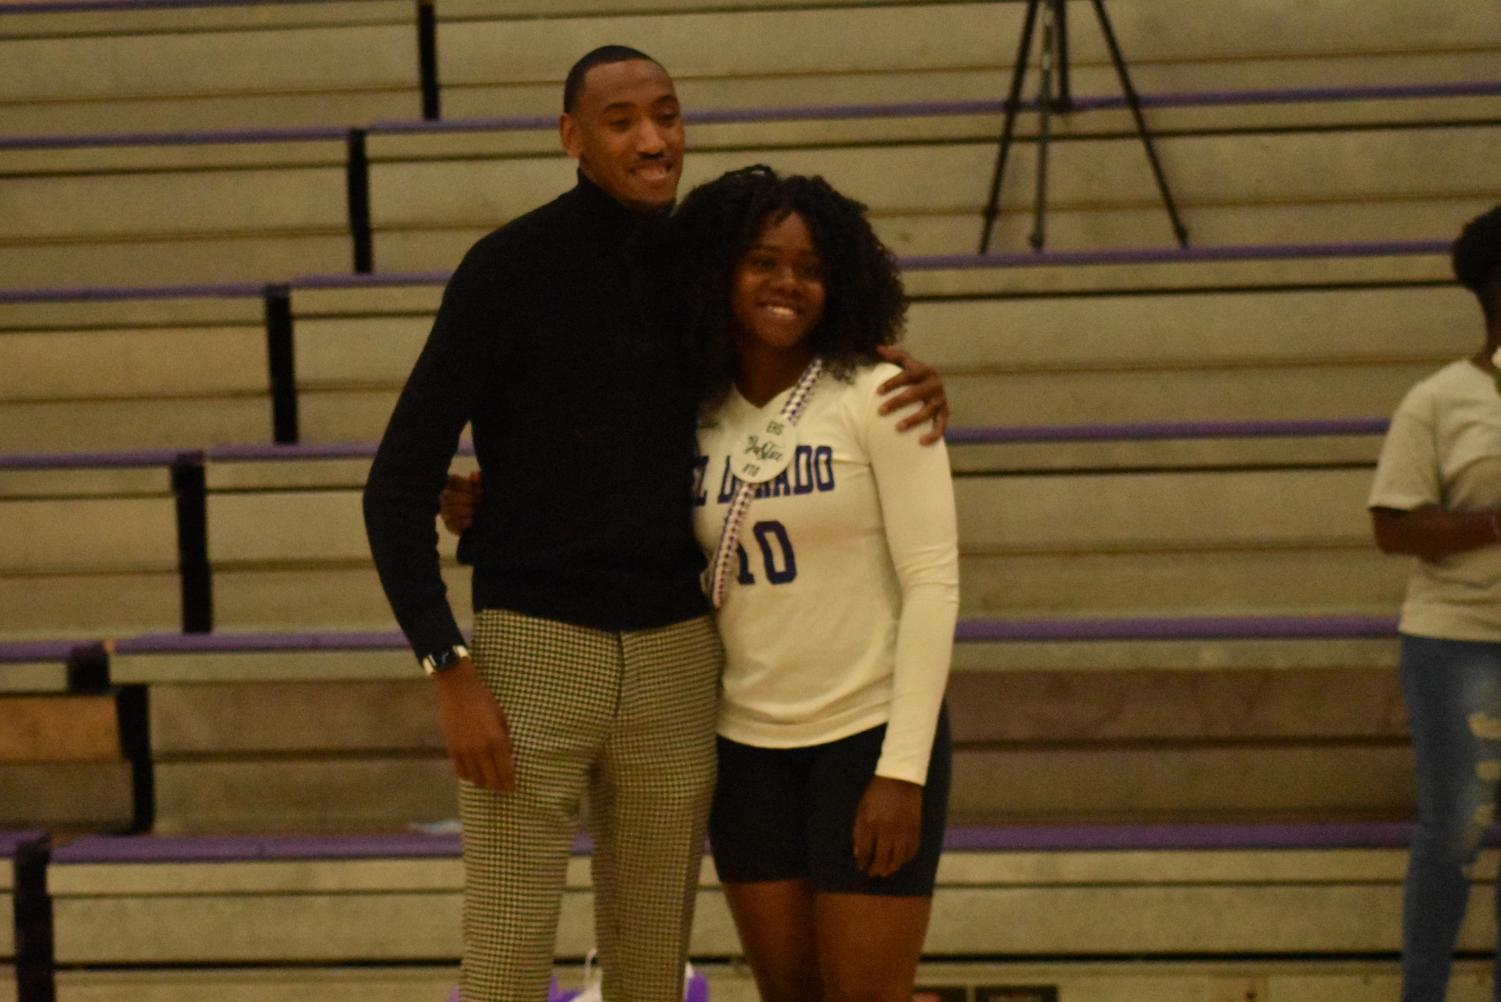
[
  {"x1": 673, "y1": 165, "x2": 907, "y2": 407},
  {"x1": 1453, "y1": 205, "x2": 1501, "y2": 327},
  {"x1": 563, "y1": 45, "x2": 662, "y2": 113}
]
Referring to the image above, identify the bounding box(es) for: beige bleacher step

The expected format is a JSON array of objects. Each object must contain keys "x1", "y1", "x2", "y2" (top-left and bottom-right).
[
  {"x1": 434, "y1": 0, "x2": 1501, "y2": 117},
  {"x1": 0, "y1": 764, "x2": 132, "y2": 831},
  {"x1": 0, "y1": 260, "x2": 1462, "y2": 455},
  {"x1": 7, "y1": 0, "x2": 1491, "y2": 136},
  {"x1": 0, "y1": 12, "x2": 420, "y2": 136},
  {"x1": 290, "y1": 278, "x2": 1463, "y2": 441},
  {"x1": 0, "y1": 292, "x2": 264, "y2": 331},
  {"x1": 367, "y1": 124, "x2": 1499, "y2": 261},
  {"x1": 192, "y1": 463, "x2": 1395, "y2": 627},
  {"x1": 0, "y1": 693, "x2": 135, "y2": 830},
  {"x1": 0, "y1": 294, "x2": 271, "y2": 451},
  {"x1": 287, "y1": 282, "x2": 1472, "y2": 391},
  {"x1": 904, "y1": 285, "x2": 1477, "y2": 367},
  {"x1": 962, "y1": 548, "x2": 1403, "y2": 619},
  {"x1": 953, "y1": 742, "x2": 1411, "y2": 821},
  {"x1": 106, "y1": 614, "x2": 1409, "y2": 830},
  {"x1": 941, "y1": 359, "x2": 1431, "y2": 428},
  {"x1": 45, "y1": 831, "x2": 1501, "y2": 967},
  {"x1": 1, "y1": 124, "x2": 1489, "y2": 285},
  {"x1": 46, "y1": 959, "x2": 1501, "y2": 1002},
  {"x1": 0, "y1": 231, "x2": 351, "y2": 291},
  {"x1": 0, "y1": 469, "x2": 180, "y2": 638},
  {"x1": 203, "y1": 469, "x2": 471, "y2": 630},
  {"x1": 0, "y1": 1, "x2": 412, "y2": 38},
  {"x1": 0, "y1": 644, "x2": 72, "y2": 695},
  {"x1": 947, "y1": 433, "x2": 1381, "y2": 474},
  {"x1": 953, "y1": 634, "x2": 1399, "y2": 675}
]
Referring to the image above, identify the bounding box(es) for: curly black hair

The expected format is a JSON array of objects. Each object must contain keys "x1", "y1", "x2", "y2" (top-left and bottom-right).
[
  {"x1": 1452, "y1": 204, "x2": 1501, "y2": 327},
  {"x1": 672, "y1": 165, "x2": 907, "y2": 406}
]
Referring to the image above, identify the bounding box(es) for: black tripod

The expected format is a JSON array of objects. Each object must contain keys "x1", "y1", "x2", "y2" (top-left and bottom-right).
[{"x1": 977, "y1": 0, "x2": 1189, "y2": 253}]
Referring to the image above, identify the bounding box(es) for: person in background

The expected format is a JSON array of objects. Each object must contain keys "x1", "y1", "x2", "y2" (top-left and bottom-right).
[{"x1": 1369, "y1": 204, "x2": 1501, "y2": 1002}]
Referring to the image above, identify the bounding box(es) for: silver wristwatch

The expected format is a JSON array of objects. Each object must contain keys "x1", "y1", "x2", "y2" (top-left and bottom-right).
[{"x1": 421, "y1": 644, "x2": 470, "y2": 677}]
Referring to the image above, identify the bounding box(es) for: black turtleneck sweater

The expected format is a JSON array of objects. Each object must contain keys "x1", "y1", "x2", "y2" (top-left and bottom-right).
[{"x1": 363, "y1": 173, "x2": 709, "y2": 658}]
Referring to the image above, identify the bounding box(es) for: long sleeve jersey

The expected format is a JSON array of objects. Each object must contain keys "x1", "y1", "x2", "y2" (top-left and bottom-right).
[
  {"x1": 691, "y1": 363, "x2": 961, "y2": 783},
  {"x1": 363, "y1": 173, "x2": 708, "y2": 659}
]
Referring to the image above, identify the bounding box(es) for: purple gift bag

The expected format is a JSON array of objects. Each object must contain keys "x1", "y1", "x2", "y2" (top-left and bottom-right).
[{"x1": 446, "y1": 962, "x2": 706, "y2": 1001}]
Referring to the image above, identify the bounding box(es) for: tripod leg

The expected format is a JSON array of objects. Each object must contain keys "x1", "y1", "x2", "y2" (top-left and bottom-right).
[
  {"x1": 1090, "y1": 0, "x2": 1189, "y2": 247},
  {"x1": 979, "y1": 0, "x2": 1042, "y2": 254},
  {"x1": 1030, "y1": 0, "x2": 1060, "y2": 251},
  {"x1": 1054, "y1": 0, "x2": 1072, "y2": 110}
]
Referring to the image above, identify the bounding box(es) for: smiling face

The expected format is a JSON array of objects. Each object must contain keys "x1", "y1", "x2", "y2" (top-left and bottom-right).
[
  {"x1": 731, "y1": 211, "x2": 827, "y2": 364},
  {"x1": 559, "y1": 58, "x2": 684, "y2": 212}
]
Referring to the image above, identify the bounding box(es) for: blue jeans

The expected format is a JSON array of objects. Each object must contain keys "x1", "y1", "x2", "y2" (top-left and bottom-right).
[{"x1": 1400, "y1": 633, "x2": 1501, "y2": 1002}]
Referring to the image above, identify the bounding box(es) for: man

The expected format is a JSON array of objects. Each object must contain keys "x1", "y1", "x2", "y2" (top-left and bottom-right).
[{"x1": 364, "y1": 46, "x2": 946, "y2": 1002}]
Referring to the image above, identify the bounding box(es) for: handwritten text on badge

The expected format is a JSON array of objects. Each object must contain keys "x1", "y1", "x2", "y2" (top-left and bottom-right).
[{"x1": 732, "y1": 416, "x2": 797, "y2": 484}]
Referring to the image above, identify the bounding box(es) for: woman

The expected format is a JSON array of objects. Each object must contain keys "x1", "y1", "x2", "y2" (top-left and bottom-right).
[
  {"x1": 1369, "y1": 204, "x2": 1501, "y2": 1002},
  {"x1": 675, "y1": 165, "x2": 958, "y2": 1001}
]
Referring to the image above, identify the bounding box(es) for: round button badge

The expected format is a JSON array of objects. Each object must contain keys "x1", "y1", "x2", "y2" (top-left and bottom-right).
[{"x1": 731, "y1": 415, "x2": 797, "y2": 484}]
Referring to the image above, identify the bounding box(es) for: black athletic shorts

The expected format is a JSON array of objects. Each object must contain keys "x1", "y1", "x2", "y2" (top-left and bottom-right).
[{"x1": 708, "y1": 706, "x2": 950, "y2": 896}]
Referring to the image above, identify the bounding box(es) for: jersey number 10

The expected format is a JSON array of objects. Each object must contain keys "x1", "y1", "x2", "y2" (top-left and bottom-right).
[{"x1": 735, "y1": 520, "x2": 797, "y2": 586}]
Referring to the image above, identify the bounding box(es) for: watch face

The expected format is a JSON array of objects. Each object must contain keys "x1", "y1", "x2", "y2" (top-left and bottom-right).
[{"x1": 432, "y1": 649, "x2": 459, "y2": 671}]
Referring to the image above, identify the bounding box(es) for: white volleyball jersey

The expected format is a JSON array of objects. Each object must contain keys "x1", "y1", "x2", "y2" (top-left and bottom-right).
[{"x1": 692, "y1": 362, "x2": 960, "y2": 783}]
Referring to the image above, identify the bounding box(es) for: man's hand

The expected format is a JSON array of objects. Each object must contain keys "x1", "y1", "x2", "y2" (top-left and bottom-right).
[
  {"x1": 439, "y1": 471, "x2": 483, "y2": 535},
  {"x1": 875, "y1": 345, "x2": 948, "y2": 445},
  {"x1": 852, "y1": 775, "x2": 923, "y2": 878},
  {"x1": 433, "y1": 658, "x2": 516, "y2": 792}
]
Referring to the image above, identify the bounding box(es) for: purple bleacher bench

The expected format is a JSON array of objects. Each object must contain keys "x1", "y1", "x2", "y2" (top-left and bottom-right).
[
  {"x1": 0, "y1": 641, "x2": 86, "y2": 664},
  {"x1": 0, "y1": 448, "x2": 191, "y2": 472},
  {"x1": 945, "y1": 417, "x2": 1390, "y2": 445},
  {"x1": 52, "y1": 832, "x2": 462, "y2": 864},
  {"x1": 110, "y1": 630, "x2": 407, "y2": 656},
  {"x1": 102, "y1": 614, "x2": 1400, "y2": 663},
  {"x1": 0, "y1": 417, "x2": 1388, "y2": 474},
  {"x1": 0, "y1": 237, "x2": 1451, "y2": 305},
  {"x1": 5, "y1": 79, "x2": 1491, "y2": 149},
  {"x1": 954, "y1": 614, "x2": 1397, "y2": 643},
  {"x1": 48, "y1": 822, "x2": 1495, "y2": 866},
  {"x1": 0, "y1": 831, "x2": 46, "y2": 859}
]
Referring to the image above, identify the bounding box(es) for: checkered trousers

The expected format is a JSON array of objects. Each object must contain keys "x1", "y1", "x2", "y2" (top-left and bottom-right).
[{"x1": 459, "y1": 608, "x2": 723, "y2": 1002}]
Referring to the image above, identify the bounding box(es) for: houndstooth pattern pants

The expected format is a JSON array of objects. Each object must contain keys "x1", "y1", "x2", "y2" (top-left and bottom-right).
[{"x1": 459, "y1": 608, "x2": 723, "y2": 1002}]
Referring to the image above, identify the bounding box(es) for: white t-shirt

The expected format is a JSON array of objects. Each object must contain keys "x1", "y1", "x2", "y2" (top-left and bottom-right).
[
  {"x1": 1369, "y1": 358, "x2": 1501, "y2": 641},
  {"x1": 692, "y1": 362, "x2": 960, "y2": 784}
]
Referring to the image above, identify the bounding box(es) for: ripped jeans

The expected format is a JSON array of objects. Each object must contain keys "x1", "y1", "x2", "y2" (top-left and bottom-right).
[{"x1": 1400, "y1": 633, "x2": 1501, "y2": 1002}]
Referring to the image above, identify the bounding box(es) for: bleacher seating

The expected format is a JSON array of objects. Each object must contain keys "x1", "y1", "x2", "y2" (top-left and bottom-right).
[
  {"x1": 0, "y1": 257, "x2": 1469, "y2": 457},
  {"x1": 0, "y1": 1, "x2": 423, "y2": 136},
  {"x1": 0, "y1": 456, "x2": 181, "y2": 638},
  {"x1": 109, "y1": 630, "x2": 452, "y2": 832},
  {"x1": 2, "y1": 111, "x2": 1490, "y2": 286},
  {"x1": 3, "y1": 0, "x2": 1500, "y2": 997},
  {"x1": 0, "y1": 293, "x2": 270, "y2": 451},
  {"x1": 67, "y1": 612, "x2": 1408, "y2": 831},
  {"x1": 0, "y1": 643, "x2": 135, "y2": 832},
  {"x1": 203, "y1": 445, "x2": 473, "y2": 632},
  {"x1": 37, "y1": 825, "x2": 1501, "y2": 1000}
]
